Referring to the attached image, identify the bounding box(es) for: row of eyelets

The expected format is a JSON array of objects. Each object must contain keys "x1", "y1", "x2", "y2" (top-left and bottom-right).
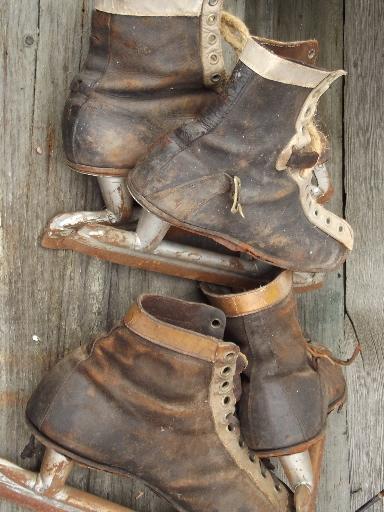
[
  {"x1": 305, "y1": 184, "x2": 346, "y2": 235},
  {"x1": 215, "y1": 351, "x2": 282, "y2": 493},
  {"x1": 202, "y1": 0, "x2": 223, "y2": 85}
]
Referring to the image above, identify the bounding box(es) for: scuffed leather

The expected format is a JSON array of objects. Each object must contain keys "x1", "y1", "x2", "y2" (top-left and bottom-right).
[
  {"x1": 63, "y1": 11, "x2": 217, "y2": 172},
  {"x1": 27, "y1": 295, "x2": 292, "y2": 512},
  {"x1": 213, "y1": 288, "x2": 346, "y2": 454},
  {"x1": 128, "y1": 60, "x2": 348, "y2": 272}
]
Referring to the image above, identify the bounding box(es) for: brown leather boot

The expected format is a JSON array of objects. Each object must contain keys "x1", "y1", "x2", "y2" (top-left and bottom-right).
[
  {"x1": 26, "y1": 295, "x2": 292, "y2": 512},
  {"x1": 202, "y1": 270, "x2": 358, "y2": 510},
  {"x1": 128, "y1": 37, "x2": 353, "y2": 272},
  {"x1": 202, "y1": 270, "x2": 351, "y2": 456},
  {"x1": 63, "y1": 0, "x2": 227, "y2": 176}
]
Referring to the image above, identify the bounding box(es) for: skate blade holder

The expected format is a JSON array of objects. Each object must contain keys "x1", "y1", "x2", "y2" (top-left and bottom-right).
[
  {"x1": 41, "y1": 176, "x2": 270, "y2": 288},
  {"x1": 0, "y1": 450, "x2": 134, "y2": 512},
  {"x1": 41, "y1": 176, "x2": 322, "y2": 290},
  {"x1": 279, "y1": 436, "x2": 325, "y2": 512}
]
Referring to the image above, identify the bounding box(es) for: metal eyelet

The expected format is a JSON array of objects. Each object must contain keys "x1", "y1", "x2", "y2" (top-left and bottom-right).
[
  {"x1": 259, "y1": 461, "x2": 268, "y2": 478},
  {"x1": 220, "y1": 366, "x2": 232, "y2": 377},
  {"x1": 222, "y1": 396, "x2": 231, "y2": 406},
  {"x1": 308, "y1": 49, "x2": 316, "y2": 60},
  {"x1": 208, "y1": 33, "x2": 217, "y2": 45},
  {"x1": 207, "y1": 14, "x2": 217, "y2": 25},
  {"x1": 210, "y1": 53, "x2": 219, "y2": 64},
  {"x1": 209, "y1": 0, "x2": 219, "y2": 5},
  {"x1": 211, "y1": 318, "x2": 221, "y2": 328},
  {"x1": 219, "y1": 381, "x2": 230, "y2": 394},
  {"x1": 225, "y1": 352, "x2": 236, "y2": 361}
]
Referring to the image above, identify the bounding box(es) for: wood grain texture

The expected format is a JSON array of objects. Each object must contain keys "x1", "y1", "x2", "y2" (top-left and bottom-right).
[{"x1": 344, "y1": 1, "x2": 384, "y2": 510}]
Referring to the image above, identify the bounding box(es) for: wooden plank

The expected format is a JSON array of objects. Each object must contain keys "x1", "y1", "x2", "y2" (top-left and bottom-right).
[
  {"x1": 344, "y1": 1, "x2": 384, "y2": 511},
  {"x1": 246, "y1": 2, "x2": 352, "y2": 511}
]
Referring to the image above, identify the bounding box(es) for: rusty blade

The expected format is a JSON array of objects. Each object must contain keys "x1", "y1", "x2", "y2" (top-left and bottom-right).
[{"x1": 0, "y1": 456, "x2": 134, "y2": 512}]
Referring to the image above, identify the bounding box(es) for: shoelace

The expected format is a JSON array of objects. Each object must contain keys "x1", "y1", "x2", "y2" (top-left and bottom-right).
[
  {"x1": 229, "y1": 175, "x2": 245, "y2": 218},
  {"x1": 220, "y1": 11, "x2": 250, "y2": 55},
  {"x1": 306, "y1": 340, "x2": 362, "y2": 367}
]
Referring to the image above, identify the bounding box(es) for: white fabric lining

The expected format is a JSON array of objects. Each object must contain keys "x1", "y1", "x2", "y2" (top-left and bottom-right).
[
  {"x1": 95, "y1": 0, "x2": 204, "y2": 16},
  {"x1": 240, "y1": 38, "x2": 341, "y2": 88}
]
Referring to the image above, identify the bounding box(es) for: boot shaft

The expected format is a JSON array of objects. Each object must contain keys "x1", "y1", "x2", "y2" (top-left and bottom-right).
[
  {"x1": 63, "y1": 1, "x2": 226, "y2": 171},
  {"x1": 202, "y1": 272, "x2": 330, "y2": 453},
  {"x1": 77, "y1": 1, "x2": 225, "y2": 96},
  {"x1": 203, "y1": 271, "x2": 308, "y2": 375}
]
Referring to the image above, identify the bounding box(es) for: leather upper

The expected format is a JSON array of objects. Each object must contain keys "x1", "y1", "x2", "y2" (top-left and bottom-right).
[
  {"x1": 26, "y1": 295, "x2": 292, "y2": 512},
  {"x1": 128, "y1": 43, "x2": 351, "y2": 272},
  {"x1": 62, "y1": 10, "x2": 217, "y2": 174},
  {"x1": 202, "y1": 271, "x2": 346, "y2": 455}
]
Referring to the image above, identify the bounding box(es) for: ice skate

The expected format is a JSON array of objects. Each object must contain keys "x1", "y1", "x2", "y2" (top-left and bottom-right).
[
  {"x1": 2, "y1": 295, "x2": 296, "y2": 512},
  {"x1": 42, "y1": 1, "x2": 335, "y2": 286}
]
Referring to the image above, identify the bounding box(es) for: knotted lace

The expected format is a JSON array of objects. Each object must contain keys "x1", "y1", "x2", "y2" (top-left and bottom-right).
[{"x1": 306, "y1": 340, "x2": 361, "y2": 367}]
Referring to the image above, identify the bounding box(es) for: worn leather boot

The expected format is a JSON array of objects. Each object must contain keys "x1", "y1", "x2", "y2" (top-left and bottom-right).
[
  {"x1": 63, "y1": 0, "x2": 227, "y2": 176},
  {"x1": 128, "y1": 37, "x2": 354, "y2": 272},
  {"x1": 202, "y1": 270, "x2": 351, "y2": 455},
  {"x1": 202, "y1": 270, "x2": 359, "y2": 511},
  {"x1": 26, "y1": 295, "x2": 292, "y2": 512}
]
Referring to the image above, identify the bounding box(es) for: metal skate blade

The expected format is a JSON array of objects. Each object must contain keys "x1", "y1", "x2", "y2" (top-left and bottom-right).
[
  {"x1": 0, "y1": 455, "x2": 134, "y2": 512},
  {"x1": 42, "y1": 223, "x2": 266, "y2": 288}
]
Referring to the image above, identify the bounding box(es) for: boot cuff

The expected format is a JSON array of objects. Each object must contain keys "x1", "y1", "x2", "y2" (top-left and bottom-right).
[
  {"x1": 95, "y1": 0, "x2": 205, "y2": 16},
  {"x1": 201, "y1": 271, "x2": 293, "y2": 317},
  {"x1": 239, "y1": 37, "x2": 345, "y2": 88},
  {"x1": 123, "y1": 295, "x2": 239, "y2": 362}
]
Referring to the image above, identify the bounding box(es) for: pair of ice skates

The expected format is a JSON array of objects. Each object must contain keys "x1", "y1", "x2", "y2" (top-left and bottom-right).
[{"x1": 0, "y1": 1, "x2": 359, "y2": 511}]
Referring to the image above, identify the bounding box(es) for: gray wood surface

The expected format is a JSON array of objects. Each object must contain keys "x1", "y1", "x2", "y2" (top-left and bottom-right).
[
  {"x1": 0, "y1": 1, "x2": 381, "y2": 511},
  {"x1": 246, "y1": 3, "x2": 352, "y2": 510},
  {"x1": 344, "y1": 1, "x2": 384, "y2": 511}
]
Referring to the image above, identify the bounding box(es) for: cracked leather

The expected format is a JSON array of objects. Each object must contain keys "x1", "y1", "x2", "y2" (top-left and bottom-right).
[
  {"x1": 62, "y1": 10, "x2": 218, "y2": 174},
  {"x1": 128, "y1": 58, "x2": 349, "y2": 272},
  {"x1": 202, "y1": 272, "x2": 346, "y2": 455}
]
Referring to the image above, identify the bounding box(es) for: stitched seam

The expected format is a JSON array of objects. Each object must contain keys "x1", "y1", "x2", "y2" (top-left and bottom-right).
[
  {"x1": 138, "y1": 68, "x2": 253, "y2": 180},
  {"x1": 38, "y1": 328, "x2": 118, "y2": 428},
  {"x1": 38, "y1": 354, "x2": 88, "y2": 428}
]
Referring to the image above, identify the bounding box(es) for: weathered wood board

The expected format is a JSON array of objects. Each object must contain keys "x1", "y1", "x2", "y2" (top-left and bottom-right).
[
  {"x1": 0, "y1": 0, "x2": 382, "y2": 511},
  {"x1": 344, "y1": 1, "x2": 384, "y2": 511}
]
